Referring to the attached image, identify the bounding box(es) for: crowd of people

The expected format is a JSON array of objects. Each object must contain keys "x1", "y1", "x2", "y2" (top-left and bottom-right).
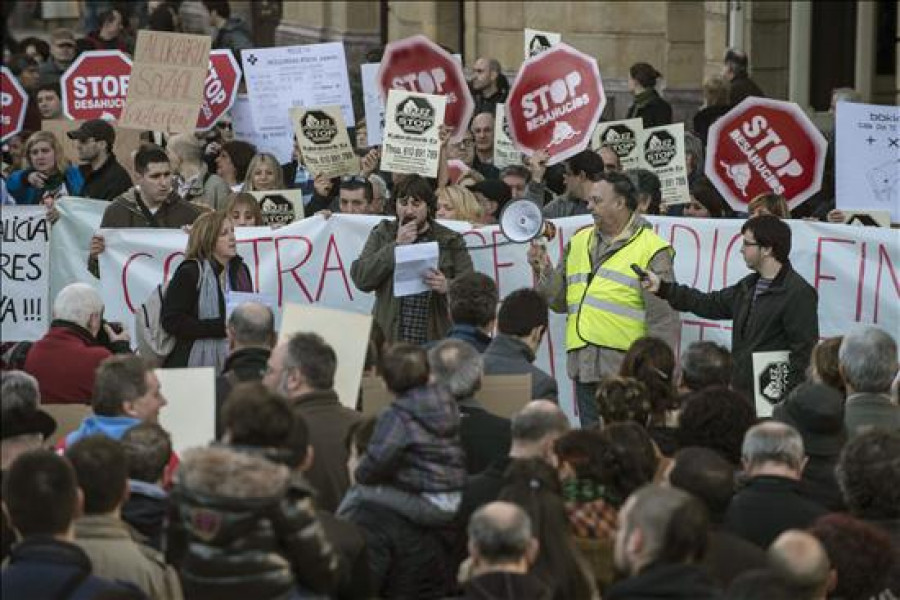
[{"x1": 2, "y1": 1, "x2": 899, "y2": 599}]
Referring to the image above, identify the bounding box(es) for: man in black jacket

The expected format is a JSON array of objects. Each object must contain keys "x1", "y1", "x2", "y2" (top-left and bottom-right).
[
  {"x1": 643, "y1": 215, "x2": 818, "y2": 403},
  {"x1": 67, "y1": 119, "x2": 133, "y2": 200},
  {"x1": 723, "y1": 48, "x2": 765, "y2": 106}
]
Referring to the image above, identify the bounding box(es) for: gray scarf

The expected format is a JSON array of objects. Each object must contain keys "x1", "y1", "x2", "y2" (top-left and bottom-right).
[{"x1": 187, "y1": 259, "x2": 228, "y2": 371}]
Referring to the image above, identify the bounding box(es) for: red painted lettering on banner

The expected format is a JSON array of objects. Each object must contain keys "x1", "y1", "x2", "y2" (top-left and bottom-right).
[
  {"x1": 315, "y1": 234, "x2": 354, "y2": 302},
  {"x1": 162, "y1": 252, "x2": 185, "y2": 284},
  {"x1": 669, "y1": 224, "x2": 701, "y2": 287},
  {"x1": 491, "y1": 230, "x2": 515, "y2": 293},
  {"x1": 721, "y1": 233, "x2": 743, "y2": 286},
  {"x1": 275, "y1": 236, "x2": 314, "y2": 305},
  {"x1": 462, "y1": 229, "x2": 488, "y2": 246},
  {"x1": 855, "y1": 242, "x2": 866, "y2": 322},
  {"x1": 121, "y1": 252, "x2": 152, "y2": 313},
  {"x1": 237, "y1": 236, "x2": 273, "y2": 293},
  {"x1": 874, "y1": 244, "x2": 900, "y2": 324},
  {"x1": 707, "y1": 228, "x2": 720, "y2": 292},
  {"x1": 814, "y1": 237, "x2": 854, "y2": 291}
]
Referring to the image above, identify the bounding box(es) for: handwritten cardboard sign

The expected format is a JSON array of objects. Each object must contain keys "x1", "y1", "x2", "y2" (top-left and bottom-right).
[
  {"x1": 119, "y1": 31, "x2": 211, "y2": 133},
  {"x1": 290, "y1": 105, "x2": 359, "y2": 179},
  {"x1": 1, "y1": 205, "x2": 50, "y2": 341}
]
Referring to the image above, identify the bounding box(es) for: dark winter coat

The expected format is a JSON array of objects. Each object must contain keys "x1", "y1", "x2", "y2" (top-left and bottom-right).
[
  {"x1": 483, "y1": 334, "x2": 559, "y2": 401},
  {"x1": 728, "y1": 75, "x2": 765, "y2": 107},
  {"x1": 458, "y1": 397, "x2": 512, "y2": 475},
  {"x1": 79, "y1": 154, "x2": 133, "y2": 201},
  {"x1": 605, "y1": 562, "x2": 721, "y2": 600},
  {"x1": 121, "y1": 480, "x2": 168, "y2": 551},
  {"x1": 170, "y1": 445, "x2": 340, "y2": 599},
  {"x1": 626, "y1": 89, "x2": 673, "y2": 128},
  {"x1": 692, "y1": 105, "x2": 731, "y2": 146},
  {"x1": 658, "y1": 262, "x2": 819, "y2": 401},
  {"x1": 462, "y1": 571, "x2": 553, "y2": 600},
  {"x1": 161, "y1": 257, "x2": 253, "y2": 368},
  {"x1": 215, "y1": 346, "x2": 271, "y2": 437}
]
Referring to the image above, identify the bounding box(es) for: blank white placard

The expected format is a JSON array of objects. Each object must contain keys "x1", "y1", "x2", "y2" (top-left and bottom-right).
[{"x1": 156, "y1": 367, "x2": 217, "y2": 455}]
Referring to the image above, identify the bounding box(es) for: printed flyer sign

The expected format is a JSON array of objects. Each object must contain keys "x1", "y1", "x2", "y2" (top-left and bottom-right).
[
  {"x1": 1, "y1": 205, "x2": 50, "y2": 341},
  {"x1": 493, "y1": 103, "x2": 519, "y2": 169},
  {"x1": 524, "y1": 28, "x2": 561, "y2": 59},
  {"x1": 361, "y1": 62, "x2": 385, "y2": 147},
  {"x1": 752, "y1": 350, "x2": 791, "y2": 417},
  {"x1": 592, "y1": 118, "x2": 644, "y2": 169},
  {"x1": 836, "y1": 102, "x2": 900, "y2": 223},
  {"x1": 248, "y1": 189, "x2": 305, "y2": 226},
  {"x1": 381, "y1": 89, "x2": 446, "y2": 178},
  {"x1": 290, "y1": 105, "x2": 359, "y2": 179},
  {"x1": 639, "y1": 122, "x2": 691, "y2": 206}
]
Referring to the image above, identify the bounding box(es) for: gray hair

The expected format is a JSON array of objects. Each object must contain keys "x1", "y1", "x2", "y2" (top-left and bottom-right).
[
  {"x1": 369, "y1": 173, "x2": 390, "y2": 201},
  {"x1": 427, "y1": 339, "x2": 483, "y2": 399},
  {"x1": 511, "y1": 400, "x2": 570, "y2": 443},
  {"x1": 742, "y1": 422, "x2": 805, "y2": 471},
  {"x1": 53, "y1": 283, "x2": 103, "y2": 329},
  {"x1": 684, "y1": 131, "x2": 704, "y2": 172},
  {"x1": 1, "y1": 371, "x2": 40, "y2": 411},
  {"x1": 468, "y1": 501, "x2": 532, "y2": 564},
  {"x1": 839, "y1": 327, "x2": 898, "y2": 393},
  {"x1": 227, "y1": 302, "x2": 274, "y2": 348}
]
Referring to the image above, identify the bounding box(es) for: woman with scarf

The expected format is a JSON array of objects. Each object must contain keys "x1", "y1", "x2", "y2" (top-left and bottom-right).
[
  {"x1": 626, "y1": 62, "x2": 673, "y2": 128},
  {"x1": 161, "y1": 210, "x2": 253, "y2": 370},
  {"x1": 7, "y1": 130, "x2": 83, "y2": 206}
]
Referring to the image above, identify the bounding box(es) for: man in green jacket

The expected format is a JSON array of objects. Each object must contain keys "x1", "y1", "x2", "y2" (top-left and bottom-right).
[{"x1": 351, "y1": 175, "x2": 473, "y2": 343}]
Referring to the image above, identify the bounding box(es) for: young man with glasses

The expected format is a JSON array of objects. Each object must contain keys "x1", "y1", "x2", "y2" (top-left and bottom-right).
[
  {"x1": 351, "y1": 175, "x2": 473, "y2": 344},
  {"x1": 642, "y1": 215, "x2": 818, "y2": 403}
]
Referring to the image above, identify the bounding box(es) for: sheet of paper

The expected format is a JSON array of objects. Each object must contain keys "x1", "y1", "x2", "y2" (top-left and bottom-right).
[
  {"x1": 381, "y1": 89, "x2": 446, "y2": 178},
  {"x1": 156, "y1": 367, "x2": 216, "y2": 454},
  {"x1": 241, "y1": 43, "x2": 353, "y2": 164},
  {"x1": 361, "y1": 63, "x2": 385, "y2": 147},
  {"x1": 279, "y1": 304, "x2": 372, "y2": 409},
  {"x1": 393, "y1": 241, "x2": 439, "y2": 297},
  {"x1": 752, "y1": 350, "x2": 791, "y2": 417},
  {"x1": 290, "y1": 105, "x2": 359, "y2": 178},
  {"x1": 493, "y1": 103, "x2": 519, "y2": 170},
  {"x1": 639, "y1": 123, "x2": 691, "y2": 206}
]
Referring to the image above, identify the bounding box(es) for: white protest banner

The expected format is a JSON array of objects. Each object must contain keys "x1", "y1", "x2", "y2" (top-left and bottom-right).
[
  {"x1": 836, "y1": 102, "x2": 900, "y2": 223},
  {"x1": 119, "y1": 31, "x2": 211, "y2": 133},
  {"x1": 241, "y1": 43, "x2": 353, "y2": 163},
  {"x1": 493, "y1": 103, "x2": 519, "y2": 170},
  {"x1": 381, "y1": 90, "x2": 446, "y2": 178},
  {"x1": 639, "y1": 123, "x2": 691, "y2": 206},
  {"x1": 591, "y1": 118, "x2": 644, "y2": 169},
  {"x1": 524, "y1": 28, "x2": 561, "y2": 59},
  {"x1": 361, "y1": 63, "x2": 385, "y2": 147},
  {"x1": 249, "y1": 189, "x2": 305, "y2": 226},
  {"x1": 82, "y1": 215, "x2": 899, "y2": 424},
  {"x1": 1, "y1": 205, "x2": 50, "y2": 341},
  {"x1": 280, "y1": 304, "x2": 372, "y2": 409},
  {"x1": 50, "y1": 198, "x2": 105, "y2": 302},
  {"x1": 156, "y1": 367, "x2": 216, "y2": 454},
  {"x1": 290, "y1": 105, "x2": 359, "y2": 179}
]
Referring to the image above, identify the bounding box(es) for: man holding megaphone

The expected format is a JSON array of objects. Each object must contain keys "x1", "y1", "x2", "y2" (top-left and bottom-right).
[{"x1": 528, "y1": 170, "x2": 680, "y2": 427}]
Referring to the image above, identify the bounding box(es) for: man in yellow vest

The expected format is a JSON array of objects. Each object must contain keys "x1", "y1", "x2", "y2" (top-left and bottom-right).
[{"x1": 528, "y1": 170, "x2": 680, "y2": 427}]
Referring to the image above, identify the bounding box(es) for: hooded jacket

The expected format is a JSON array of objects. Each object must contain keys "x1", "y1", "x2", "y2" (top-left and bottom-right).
[
  {"x1": 170, "y1": 445, "x2": 340, "y2": 600},
  {"x1": 354, "y1": 384, "x2": 466, "y2": 493},
  {"x1": 65, "y1": 414, "x2": 140, "y2": 447}
]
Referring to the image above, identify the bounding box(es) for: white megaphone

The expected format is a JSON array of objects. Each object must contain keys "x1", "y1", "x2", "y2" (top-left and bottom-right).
[{"x1": 499, "y1": 199, "x2": 557, "y2": 243}]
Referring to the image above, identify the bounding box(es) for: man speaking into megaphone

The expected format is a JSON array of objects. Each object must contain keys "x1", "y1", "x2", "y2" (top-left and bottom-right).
[{"x1": 528, "y1": 170, "x2": 680, "y2": 427}]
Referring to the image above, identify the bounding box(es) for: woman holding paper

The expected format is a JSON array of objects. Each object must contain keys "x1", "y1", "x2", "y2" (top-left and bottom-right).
[{"x1": 161, "y1": 210, "x2": 253, "y2": 370}]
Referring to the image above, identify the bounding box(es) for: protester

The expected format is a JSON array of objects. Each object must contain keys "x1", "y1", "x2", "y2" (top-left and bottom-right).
[
  {"x1": 242, "y1": 152, "x2": 285, "y2": 192},
  {"x1": 368, "y1": 172, "x2": 389, "y2": 214},
  {"x1": 463, "y1": 502, "x2": 548, "y2": 600},
  {"x1": 807, "y1": 336, "x2": 845, "y2": 396},
  {"x1": 595, "y1": 376, "x2": 651, "y2": 429},
  {"x1": 1, "y1": 372, "x2": 56, "y2": 475},
  {"x1": 468, "y1": 178, "x2": 512, "y2": 224},
  {"x1": 437, "y1": 271, "x2": 498, "y2": 352},
  {"x1": 603, "y1": 422, "x2": 662, "y2": 483},
  {"x1": 772, "y1": 382, "x2": 847, "y2": 510},
  {"x1": 68, "y1": 118, "x2": 133, "y2": 201},
  {"x1": 626, "y1": 63, "x2": 673, "y2": 127},
  {"x1": 619, "y1": 336, "x2": 678, "y2": 449},
  {"x1": 24, "y1": 283, "x2": 131, "y2": 404},
  {"x1": 351, "y1": 175, "x2": 474, "y2": 344},
  {"x1": 677, "y1": 341, "x2": 732, "y2": 394},
  {"x1": 166, "y1": 133, "x2": 231, "y2": 210},
  {"x1": 225, "y1": 191, "x2": 264, "y2": 226},
  {"x1": 7, "y1": 130, "x2": 83, "y2": 205},
  {"x1": 469, "y1": 57, "x2": 508, "y2": 116},
  {"x1": 35, "y1": 82, "x2": 63, "y2": 120},
  {"x1": 724, "y1": 422, "x2": 828, "y2": 548},
  {"x1": 8, "y1": 54, "x2": 41, "y2": 132},
  {"x1": 500, "y1": 164, "x2": 531, "y2": 200},
  {"x1": 436, "y1": 184, "x2": 484, "y2": 222},
  {"x1": 677, "y1": 386, "x2": 756, "y2": 466},
  {"x1": 767, "y1": 530, "x2": 831, "y2": 600},
  {"x1": 216, "y1": 139, "x2": 257, "y2": 192},
  {"x1": 78, "y1": 8, "x2": 130, "y2": 53},
  {"x1": 89, "y1": 145, "x2": 202, "y2": 276},
  {"x1": 262, "y1": 332, "x2": 362, "y2": 513},
  {"x1": 429, "y1": 339, "x2": 511, "y2": 474},
  {"x1": 470, "y1": 111, "x2": 499, "y2": 179},
  {"x1": 723, "y1": 48, "x2": 765, "y2": 106},
  {"x1": 606, "y1": 485, "x2": 718, "y2": 600},
  {"x1": 692, "y1": 76, "x2": 731, "y2": 146},
  {"x1": 684, "y1": 176, "x2": 728, "y2": 218},
  {"x1": 215, "y1": 301, "x2": 275, "y2": 434},
  {"x1": 484, "y1": 288, "x2": 558, "y2": 401},
  {"x1": 530, "y1": 170, "x2": 680, "y2": 426},
  {"x1": 38, "y1": 28, "x2": 78, "y2": 85},
  {"x1": 67, "y1": 436, "x2": 183, "y2": 599},
  {"x1": 336, "y1": 175, "x2": 377, "y2": 215},
  {"x1": 666, "y1": 446, "x2": 767, "y2": 587},
  {"x1": 747, "y1": 192, "x2": 790, "y2": 218},
  {"x1": 539, "y1": 149, "x2": 603, "y2": 218},
  {"x1": 644, "y1": 215, "x2": 819, "y2": 401},
  {"x1": 2, "y1": 450, "x2": 141, "y2": 598},
  {"x1": 448, "y1": 128, "x2": 476, "y2": 168},
  {"x1": 120, "y1": 423, "x2": 170, "y2": 551},
  {"x1": 727, "y1": 569, "x2": 795, "y2": 600},
  {"x1": 204, "y1": 0, "x2": 253, "y2": 59},
  {"x1": 683, "y1": 130, "x2": 705, "y2": 186},
  {"x1": 171, "y1": 382, "x2": 339, "y2": 598},
  {"x1": 627, "y1": 168, "x2": 663, "y2": 215},
  {"x1": 838, "y1": 327, "x2": 900, "y2": 434},
  {"x1": 597, "y1": 144, "x2": 622, "y2": 172}
]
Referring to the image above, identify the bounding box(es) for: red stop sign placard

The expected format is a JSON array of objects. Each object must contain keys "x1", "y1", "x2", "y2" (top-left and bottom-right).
[
  {"x1": 377, "y1": 35, "x2": 473, "y2": 142},
  {"x1": 1, "y1": 66, "x2": 28, "y2": 142},
  {"x1": 196, "y1": 49, "x2": 242, "y2": 131},
  {"x1": 61, "y1": 50, "x2": 133, "y2": 121},
  {"x1": 506, "y1": 43, "x2": 606, "y2": 165},
  {"x1": 706, "y1": 97, "x2": 827, "y2": 212}
]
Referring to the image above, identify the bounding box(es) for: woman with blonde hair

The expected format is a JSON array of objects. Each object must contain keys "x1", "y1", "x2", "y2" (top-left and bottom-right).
[
  {"x1": 242, "y1": 152, "x2": 285, "y2": 192},
  {"x1": 225, "y1": 192, "x2": 264, "y2": 227},
  {"x1": 436, "y1": 185, "x2": 483, "y2": 223},
  {"x1": 161, "y1": 210, "x2": 253, "y2": 369},
  {"x1": 748, "y1": 192, "x2": 790, "y2": 218},
  {"x1": 8, "y1": 130, "x2": 83, "y2": 204}
]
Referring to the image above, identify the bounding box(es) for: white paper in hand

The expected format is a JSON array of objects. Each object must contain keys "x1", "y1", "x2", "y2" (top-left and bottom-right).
[{"x1": 394, "y1": 241, "x2": 439, "y2": 297}]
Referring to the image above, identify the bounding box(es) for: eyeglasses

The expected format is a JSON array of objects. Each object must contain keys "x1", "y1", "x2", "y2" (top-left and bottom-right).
[
  {"x1": 341, "y1": 175, "x2": 368, "y2": 185},
  {"x1": 741, "y1": 240, "x2": 760, "y2": 248}
]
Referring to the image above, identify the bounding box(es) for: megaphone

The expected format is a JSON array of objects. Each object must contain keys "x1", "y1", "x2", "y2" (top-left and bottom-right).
[{"x1": 499, "y1": 199, "x2": 557, "y2": 243}]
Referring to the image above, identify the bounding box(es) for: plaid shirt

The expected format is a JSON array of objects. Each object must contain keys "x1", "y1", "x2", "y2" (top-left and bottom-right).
[{"x1": 398, "y1": 292, "x2": 431, "y2": 344}]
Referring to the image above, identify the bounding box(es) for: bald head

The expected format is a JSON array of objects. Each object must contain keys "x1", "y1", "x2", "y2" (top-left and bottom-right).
[
  {"x1": 768, "y1": 531, "x2": 831, "y2": 600},
  {"x1": 468, "y1": 501, "x2": 536, "y2": 569},
  {"x1": 509, "y1": 400, "x2": 570, "y2": 461},
  {"x1": 227, "y1": 302, "x2": 275, "y2": 350}
]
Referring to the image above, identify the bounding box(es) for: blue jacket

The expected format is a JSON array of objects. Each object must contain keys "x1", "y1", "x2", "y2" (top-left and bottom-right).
[
  {"x1": 65, "y1": 414, "x2": 140, "y2": 447},
  {"x1": 7, "y1": 166, "x2": 84, "y2": 204}
]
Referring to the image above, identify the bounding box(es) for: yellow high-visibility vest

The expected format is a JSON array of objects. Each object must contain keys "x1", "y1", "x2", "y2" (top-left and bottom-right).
[{"x1": 565, "y1": 226, "x2": 673, "y2": 351}]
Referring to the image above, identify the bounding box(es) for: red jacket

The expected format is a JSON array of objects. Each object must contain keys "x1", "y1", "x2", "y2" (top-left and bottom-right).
[{"x1": 23, "y1": 321, "x2": 130, "y2": 404}]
